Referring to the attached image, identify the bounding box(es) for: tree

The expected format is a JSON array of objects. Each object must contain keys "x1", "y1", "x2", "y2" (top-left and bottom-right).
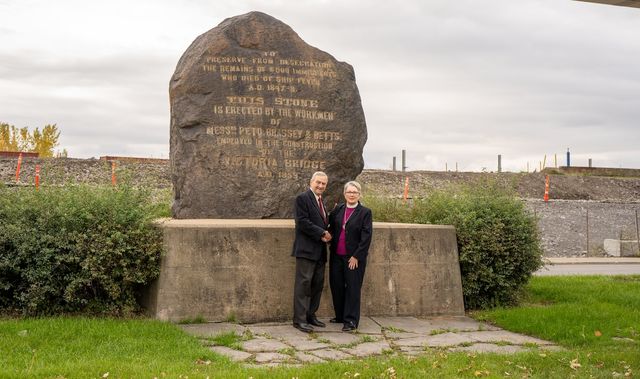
[
  {"x1": 0, "y1": 123, "x2": 29, "y2": 151},
  {"x1": 0, "y1": 122, "x2": 62, "y2": 157},
  {"x1": 31, "y1": 124, "x2": 61, "y2": 158}
]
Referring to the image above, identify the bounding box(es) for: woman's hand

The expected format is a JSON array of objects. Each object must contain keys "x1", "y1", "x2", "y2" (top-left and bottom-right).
[{"x1": 348, "y1": 256, "x2": 358, "y2": 270}]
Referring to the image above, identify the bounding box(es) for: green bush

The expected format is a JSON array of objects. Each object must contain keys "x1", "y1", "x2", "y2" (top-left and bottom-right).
[
  {"x1": 0, "y1": 184, "x2": 168, "y2": 315},
  {"x1": 364, "y1": 178, "x2": 543, "y2": 309}
]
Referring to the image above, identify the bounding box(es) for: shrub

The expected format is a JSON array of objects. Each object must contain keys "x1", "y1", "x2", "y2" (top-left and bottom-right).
[
  {"x1": 0, "y1": 184, "x2": 168, "y2": 315},
  {"x1": 364, "y1": 178, "x2": 543, "y2": 309}
]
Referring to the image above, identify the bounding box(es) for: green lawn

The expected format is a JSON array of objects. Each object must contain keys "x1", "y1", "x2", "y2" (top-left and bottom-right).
[{"x1": 1, "y1": 275, "x2": 638, "y2": 378}]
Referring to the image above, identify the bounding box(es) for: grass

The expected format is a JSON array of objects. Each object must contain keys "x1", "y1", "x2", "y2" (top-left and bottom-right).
[
  {"x1": 474, "y1": 275, "x2": 640, "y2": 349},
  {"x1": 225, "y1": 312, "x2": 239, "y2": 323},
  {"x1": 209, "y1": 331, "x2": 243, "y2": 350},
  {"x1": 382, "y1": 325, "x2": 407, "y2": 333},
  {"x1": 277, "y1": 347, "x2": 297, "y2": 356},
  {"x1": 0, "y1": 317, "x2": 226, "y2": 378},
  {"x1": 358, "y1": 335, "x2": 377, "y2": 343},
  {"x1": 429, "y1": 328, "x2": 458, "y2": 335},
  {"x1": 1, "y1": 276, "x2": 638, "y2": 378},
  {"x1": 177, "y1": 315, "x2": 207, "y2": 324}
]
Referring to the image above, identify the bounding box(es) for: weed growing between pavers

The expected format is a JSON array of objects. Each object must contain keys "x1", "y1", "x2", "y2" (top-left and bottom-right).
[
  {"x1": 210, "y1": 331, "x2": 243, "y2": 350},
  {"x1": 382, "y1": 326, "x2": 407, "y2": 333},
  {"x1": 177, "y1": 315, "x2": 207, "y2": 324}
]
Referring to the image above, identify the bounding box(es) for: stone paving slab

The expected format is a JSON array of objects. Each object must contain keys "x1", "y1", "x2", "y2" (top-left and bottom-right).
[
  {"x1": 314, "y1": 319, "x2": 343, "y2": 333},
  {"x1": 357, "y1": 317, "x2": 384, "y2": 334},
  {"x1": 248, "y1": 324, "x2": 309, "y2": 339},
  {"x1": 208, "y1": 346, "x2": 252, "y2": 362},
  {"x1": 422, "y1": 332, "x2": 478, "y2": 347},
  {"x1": 309, "y1": 348, "x2": 353, "y2": 361},
  {"x1": 295, "y1": 351, "x2": 326, "y2": 363},
  {"x1": 241, "y1": 338, "x2": 289, "y2": 352},
  {"x1": 179, "y1": 316, "x2": 561, "y2": 366},
  {"x1": 305, "y1": 317, "x2": 383, "y2": 334},
  {"x1": 345, "y1": 340, "x2": 392, "y2": 357},
  {"x1": 285, "y1": 337, "x2": 330, "y2": 351},
  {"x1": 385, "y1": 331, "x2": 423, "y2": 340},
  {"x1": 371, "y1": 316, "x2": 436, "y2": 334},
  {"x1": 319, "y1": 332, "x2": 363, "y2": 346},
  {"x1": 254, "y1": 352, "x2": 292, "y2": 363},
  {"x1": 391, "y1": 336, "x2": 429, "y2": 348}
]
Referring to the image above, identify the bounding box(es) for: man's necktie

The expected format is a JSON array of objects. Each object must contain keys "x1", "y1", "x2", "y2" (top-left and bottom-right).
[{"x1": 318, "y1": 196, "x2": 327, "y2": 224}]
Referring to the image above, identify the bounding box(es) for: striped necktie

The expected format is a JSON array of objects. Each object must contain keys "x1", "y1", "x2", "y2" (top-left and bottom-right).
[{"x1": 318, "y1": 196, "x2": 327, "y2": 223}]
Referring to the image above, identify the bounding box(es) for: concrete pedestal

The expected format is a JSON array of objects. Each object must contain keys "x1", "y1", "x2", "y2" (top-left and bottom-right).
[{"x1": 143, "y1": 219, "x2": 464, "y2": 322}]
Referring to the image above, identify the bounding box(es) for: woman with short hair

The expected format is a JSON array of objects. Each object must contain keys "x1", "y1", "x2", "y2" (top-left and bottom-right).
[{"x1": 328, "y1": 180, "x2": 373, "y2": 332}]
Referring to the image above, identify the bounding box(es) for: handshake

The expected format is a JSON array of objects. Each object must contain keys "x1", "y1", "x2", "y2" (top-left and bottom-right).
[{"x1": 321, "y1": 231, "x2": 332, "y2": 243}]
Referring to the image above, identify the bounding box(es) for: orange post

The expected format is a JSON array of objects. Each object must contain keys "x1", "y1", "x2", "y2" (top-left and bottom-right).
[
  {"x1": 544, "y1": 175, "x2": 550, "y2": 202},
  {"x1": 35, "y1": 165, "x2": 40, "y2": 190},
  {"x1": 402, "y1": 177, "x2": 409, "y2": 204},
  {"x1": 15, "y1": 153, "x2": 23, "y2": 183},
  {"x1": 111, "y1": 161, "x2": 117, "y2": 186}
]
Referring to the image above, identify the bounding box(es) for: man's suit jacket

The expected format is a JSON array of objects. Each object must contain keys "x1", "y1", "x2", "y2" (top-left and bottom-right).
[
  {"x1": 329, "y1": 203, "x2": 373, "y2": 262},
  {"x1": 291, "y1": 189, "x2": 328, "y2": 262}
]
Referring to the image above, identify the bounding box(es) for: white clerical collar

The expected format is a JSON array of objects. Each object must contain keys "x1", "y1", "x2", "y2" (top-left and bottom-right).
[{"x1": 346, "y1": 203, "x2": 358, "y2": 208}]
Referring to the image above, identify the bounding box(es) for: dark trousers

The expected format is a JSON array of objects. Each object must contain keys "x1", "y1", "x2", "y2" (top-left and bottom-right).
[
  {"x1": 293, "y1": 257, "x2": 325, "y2": 324},
  {"x1": 329, "y1": 254, "x2": 366, "y2": 327}
]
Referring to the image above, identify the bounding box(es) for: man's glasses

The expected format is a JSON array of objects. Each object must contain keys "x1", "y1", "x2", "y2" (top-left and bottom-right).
[{"x1": 345, "y1": 191, "x2": 360, "y2": 195}]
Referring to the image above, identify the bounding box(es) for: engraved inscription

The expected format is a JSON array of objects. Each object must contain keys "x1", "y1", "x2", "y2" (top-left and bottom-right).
[
  {"x1": 199, "y1": 49, "x2": 343, "y2": 180},
  {"x1": 202, "y1": 51, "x2": 338, "y2": 93}
]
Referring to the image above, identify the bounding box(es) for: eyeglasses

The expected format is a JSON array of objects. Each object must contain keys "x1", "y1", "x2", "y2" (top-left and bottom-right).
[{"x1": 345, "y1": 191, "x2": 360, "y2": 195}]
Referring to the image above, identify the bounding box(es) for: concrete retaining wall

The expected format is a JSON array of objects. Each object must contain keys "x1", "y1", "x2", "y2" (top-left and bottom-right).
[
  {"x1": 526, "y1": 199, "x2": 640, "y2": 257},
  {"x1": 143, "y1": 219, "x2": 464, "y2": 323}
]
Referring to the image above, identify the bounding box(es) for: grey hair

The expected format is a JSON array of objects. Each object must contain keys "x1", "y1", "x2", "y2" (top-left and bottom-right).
[
  {"x1": 311, "y1": 171, "x2": 328, "y2": 181},
  {"x1": 343, "y1": 181, "x2": 361, "y2": 193}
]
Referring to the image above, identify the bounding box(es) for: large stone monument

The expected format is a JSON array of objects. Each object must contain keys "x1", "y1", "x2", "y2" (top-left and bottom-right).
[
  {"x1": 170, "y1": 11, "x2": 367, "y2": 218},
  {"x1": 144, "y1": 12, "x2": 465, "y2": 323}
]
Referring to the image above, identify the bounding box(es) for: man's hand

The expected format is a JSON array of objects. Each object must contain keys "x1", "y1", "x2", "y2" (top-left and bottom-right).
[
  {"x1": 321, "y1": 231, "x2": 332, "y2": 242},
  {"x1": 348, "y1": 256, "x2": 358, "y2": 270}
]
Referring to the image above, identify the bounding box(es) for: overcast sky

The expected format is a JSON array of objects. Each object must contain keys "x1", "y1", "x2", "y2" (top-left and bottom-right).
[{"x1": 1, "y1": 0, "x2": 639, "y2": 172}]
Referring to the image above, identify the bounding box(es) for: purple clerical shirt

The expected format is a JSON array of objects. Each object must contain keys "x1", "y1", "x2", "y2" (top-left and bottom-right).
[{"x1": 336, "y1": 207, "x2": 356, "y2": 256}]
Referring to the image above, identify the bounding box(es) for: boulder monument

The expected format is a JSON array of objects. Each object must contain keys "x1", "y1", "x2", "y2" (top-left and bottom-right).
[{"x1": 170, "y1": 12, "x2": 367, "y2": 218}]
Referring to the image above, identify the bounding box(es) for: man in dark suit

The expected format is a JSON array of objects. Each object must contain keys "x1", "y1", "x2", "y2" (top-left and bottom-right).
[{"x1": 291, "y1": 171, "x2": 332, "y2": 333}]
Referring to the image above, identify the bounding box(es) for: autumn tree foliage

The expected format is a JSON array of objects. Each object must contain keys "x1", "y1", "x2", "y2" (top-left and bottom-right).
[{"x1": 0, "y1": 122, "x2": 62, "y2": 157}]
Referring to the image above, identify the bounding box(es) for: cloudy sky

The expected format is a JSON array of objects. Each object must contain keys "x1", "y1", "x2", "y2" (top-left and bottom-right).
[{"x1": 1, "y1": 0, "x2": 639, "y2": 172}]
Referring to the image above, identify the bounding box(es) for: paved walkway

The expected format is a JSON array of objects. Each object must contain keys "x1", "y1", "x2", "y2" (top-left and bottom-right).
[
  {"x1": 546, "y1": 257, "x2": 640, "y2": 264},
  {"x1": 537, "y1": 257, "x2": 640, "y2": 276},
  {"x1": 179, "y1": 316, "x2": 561, "y2": 367}
]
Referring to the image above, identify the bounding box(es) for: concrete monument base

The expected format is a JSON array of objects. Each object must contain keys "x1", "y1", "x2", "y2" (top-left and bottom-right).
[{"x1": 142, "y1": 219, "x2": 464, "y2": 323}]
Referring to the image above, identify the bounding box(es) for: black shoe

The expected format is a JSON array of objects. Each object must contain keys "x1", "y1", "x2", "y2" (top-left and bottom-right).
[
  {"x1": 307, "y1": 317, "x2": 326, "y2": 328},
  {"x1": 293, "y1": 322, "x2": 314, "y2": 333},
  {"x1": 329, "y1": 317, "x2": 343, "y2": 323},
  {"x1": 342, "y1": 322, "x2": 356, "y2": 332}
]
